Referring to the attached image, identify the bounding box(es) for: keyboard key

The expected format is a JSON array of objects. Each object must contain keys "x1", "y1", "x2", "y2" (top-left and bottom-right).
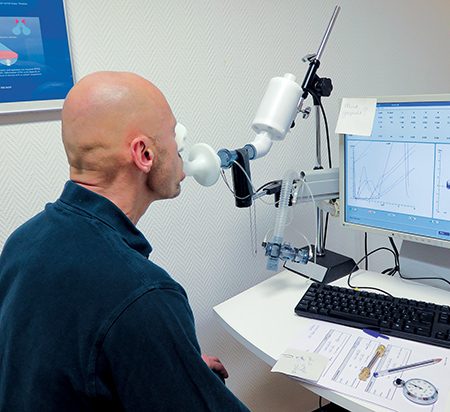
[
  {"x1": 328, "y1": 310, "x2": 379, "y2": 326},
  {"x1": 439, "y1": 313, "x2": 449, "y2": 323},
  {"x1": 380, "y1": 320, "x2": 391, "y2": 328},
  {"x1": 436, "y1": 331, "x2": 446, "y2": 340}
]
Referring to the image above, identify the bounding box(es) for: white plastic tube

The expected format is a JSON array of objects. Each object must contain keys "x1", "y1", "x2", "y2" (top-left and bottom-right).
[
  {"x1": 267, "y1": 169, "x2": 297, "y2": 271},
  {"x1": 246, "y1": 131, "x2": 273, "y2": 159}
]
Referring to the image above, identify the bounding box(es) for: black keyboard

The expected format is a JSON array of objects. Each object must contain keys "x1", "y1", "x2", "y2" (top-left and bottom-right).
[{"x1": 294, "y1": 282, "x2": 450, "y2": 349}]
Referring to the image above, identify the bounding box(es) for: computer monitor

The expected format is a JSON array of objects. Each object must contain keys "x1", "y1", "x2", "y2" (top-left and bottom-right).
[{"x1": 339, "y1": 94, "x2": 450, "y2": 290}]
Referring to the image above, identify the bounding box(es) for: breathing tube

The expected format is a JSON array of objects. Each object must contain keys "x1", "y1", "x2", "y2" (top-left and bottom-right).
[{"x1": 266, "y1": 169, "x2": 297, "y2": 271}]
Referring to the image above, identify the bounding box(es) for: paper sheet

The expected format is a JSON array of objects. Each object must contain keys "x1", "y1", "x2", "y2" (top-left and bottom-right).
[
  {"x1": 278, "y1": 320, "x2": 450, "y2": 412},
  {"x1": 335, "y1": 97, "x2": 377, "y2": 136}
]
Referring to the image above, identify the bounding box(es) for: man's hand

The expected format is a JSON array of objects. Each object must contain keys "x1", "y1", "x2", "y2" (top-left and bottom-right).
[{"x1": 201, "y1": 354, "x2": 229, "y2": 381}]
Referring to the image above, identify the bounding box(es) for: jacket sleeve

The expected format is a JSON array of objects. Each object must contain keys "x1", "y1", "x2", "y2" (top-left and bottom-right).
[{"x1": 93, "y1": 286, "x2": 250, "y2": 412}]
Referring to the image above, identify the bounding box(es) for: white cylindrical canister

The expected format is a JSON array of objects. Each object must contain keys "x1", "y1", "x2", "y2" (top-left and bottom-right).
[{"x1": 252, "y1": 73, "x2": 302, "y2": 141}]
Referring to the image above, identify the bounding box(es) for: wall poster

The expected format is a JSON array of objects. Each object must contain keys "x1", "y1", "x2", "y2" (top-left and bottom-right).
[{"x1": 0, "y1": 0, "x2": 74, "y2": 113}]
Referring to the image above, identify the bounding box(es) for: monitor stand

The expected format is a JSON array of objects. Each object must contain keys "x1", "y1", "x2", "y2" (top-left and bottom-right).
[{"x1": 399, "y1": 240, "x2": 450, "y2": 291}]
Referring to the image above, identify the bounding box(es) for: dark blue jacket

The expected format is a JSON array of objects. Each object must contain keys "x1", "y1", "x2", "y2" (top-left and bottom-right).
[{"x1": 0, "y1": 181, "x2": 249, "y2": 411}]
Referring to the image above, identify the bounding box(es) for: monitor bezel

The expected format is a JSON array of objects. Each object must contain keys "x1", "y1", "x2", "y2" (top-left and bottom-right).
[{"x1": 339, "y1": 93, "x2": 450, "y2": 250}]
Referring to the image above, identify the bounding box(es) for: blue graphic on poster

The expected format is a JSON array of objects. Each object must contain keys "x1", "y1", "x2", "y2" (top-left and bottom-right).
[
  {"x1": 0, "y1": 0, "x2": 74, "y2": 107},
  {"x1": 0, "y1": 17, "x2": 44, "y2": 67}
]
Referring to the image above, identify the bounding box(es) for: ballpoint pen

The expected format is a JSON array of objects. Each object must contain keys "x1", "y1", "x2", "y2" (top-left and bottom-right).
[
  {"x1": 363, "y1": 328, "x2": 389, "y2": 340},
  {"x1": 373, "y1": 358, "x2": 442, "y2": 378}
]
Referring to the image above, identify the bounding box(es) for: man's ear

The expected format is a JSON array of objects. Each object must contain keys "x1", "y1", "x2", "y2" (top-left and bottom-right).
[{"x1": 130, "y1": 137, "x2": 154, "y2": 173}]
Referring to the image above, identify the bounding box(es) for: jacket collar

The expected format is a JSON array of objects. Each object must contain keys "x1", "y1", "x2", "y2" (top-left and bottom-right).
[{"x1": 57, "y1": 181, "x2": 152, "y2": 258}]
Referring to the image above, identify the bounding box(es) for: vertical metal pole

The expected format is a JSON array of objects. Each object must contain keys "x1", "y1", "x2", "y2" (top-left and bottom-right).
[
  {"x1": 313, "y1": 6, "x2": 341, "y2": 257},
  {"x1": 315, "y1": 105, "x2": 325, "y2": 256},
  {"x1": 298, "y1": 6, "x2": 340, "y2": 258},
  {"x1": 316, "y1": 6, "x2": 341, "y2": 61}
]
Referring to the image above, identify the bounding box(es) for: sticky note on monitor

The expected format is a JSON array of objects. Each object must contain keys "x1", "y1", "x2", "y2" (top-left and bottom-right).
[{"x1": 335, "y1": 98, "x2": 377, "y2": 136}]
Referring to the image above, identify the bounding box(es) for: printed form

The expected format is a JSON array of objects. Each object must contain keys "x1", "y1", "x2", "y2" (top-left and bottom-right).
[{"x1": 272, "y1": 320, "x2": 450, "y2": 411}]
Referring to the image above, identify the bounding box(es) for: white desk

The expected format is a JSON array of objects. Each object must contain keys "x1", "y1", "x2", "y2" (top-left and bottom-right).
[{"x1": 214, "y1": 269, "x2": 450, "y2": 412}]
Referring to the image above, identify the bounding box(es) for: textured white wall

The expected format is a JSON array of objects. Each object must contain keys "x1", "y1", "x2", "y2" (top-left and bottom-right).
[{"x1": 1, "y1": 1, "x2": 449, "y2": 410}]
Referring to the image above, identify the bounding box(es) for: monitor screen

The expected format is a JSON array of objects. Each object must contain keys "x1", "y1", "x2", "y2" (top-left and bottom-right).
[{"x1": 340, "y1": 95, "x2": 450, "y2": 249}]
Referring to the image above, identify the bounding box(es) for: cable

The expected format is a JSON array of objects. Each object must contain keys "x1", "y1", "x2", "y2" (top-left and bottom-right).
[
  {"x1": 387, "y1": 240, "x2": 450, "y2": 286},
  {"x1": 222, "y1": 161, "x2": 285, "y2": 206},
  {"x1": 309, "y1": 90, "x2": 332, "y2": 169},
  {"x1": 286, "y1": 241, "x2": 450, "y2": 289},
  {"x1": 319, "y1": 99, "x2": 332, "y2": 169},
  {"x1": 389, "y1": 237, "x2": 400, "y2": 257},
  {"x1": 323, "y1": 212, "x2": 329, "y2": 249},
  {"x1": 317, "y1": 98, "x2": 332, "y2": 253},
  {"x1": 220, "y1": 169, "x2": 252, "y2": 200},
  {"x1": 388, "y1": 237, "x2": 401, "y2": 275},
  {"x1": 380, "y1": 237, "x2": 400, "y2": 277},
  {"x1": 231, "y1": 160, "x2": 257, "y2": 196},
  {"x1": 398, "y1": 268, "x2": 450, "y2": 287},
  {"x1": 296, "y1": 177, "x2": 318, "y2": 262},
  {"x1": 249, "y1": 202, "x2": 258, "y2": 256},
  {"x1": 283, "y1": 246, "x2": 396, "y2": 296},
  {"x1": 308, "y1": 90, "x2": 332, "y2": 255},
  {"x1": 364, "y1": 232, "x2": 368, "y2": 270},
  {"x1": 390, "y1": 236, "x2": 450, "y2": 286},
  {"x1": 221, "y1": 162, "x2": 270, "y2": 202},
  {"x1": 347, "y1": 247, "x2": 397, "y2": 297}
]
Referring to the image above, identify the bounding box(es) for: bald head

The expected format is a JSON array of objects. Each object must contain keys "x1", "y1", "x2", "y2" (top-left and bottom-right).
[{"x1": 61, "y1": 71, "x2": 175, "y2": 181}]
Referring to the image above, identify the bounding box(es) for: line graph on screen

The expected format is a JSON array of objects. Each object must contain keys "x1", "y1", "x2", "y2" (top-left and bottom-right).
[{"x1": 346, "y1": 140, "x2": 434, "y2": 216}]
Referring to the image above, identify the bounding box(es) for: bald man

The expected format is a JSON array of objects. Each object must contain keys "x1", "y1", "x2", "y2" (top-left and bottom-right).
[{"x1": 0, "y1": 72, "x2": 249, "y2": 412}]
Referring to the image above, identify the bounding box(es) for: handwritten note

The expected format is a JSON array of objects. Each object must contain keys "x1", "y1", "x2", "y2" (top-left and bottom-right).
[
  {"x1": 335, "y1": 98, "x2": 377, "y2": 136},
  {"x1": 271, "y1": 348, "x2": 328, "y2": 382}
]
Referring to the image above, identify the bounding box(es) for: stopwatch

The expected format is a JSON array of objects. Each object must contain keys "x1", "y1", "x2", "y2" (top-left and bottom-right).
[{"x1": 393, "y1": 377, "x2": 438, "y2": 406}]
